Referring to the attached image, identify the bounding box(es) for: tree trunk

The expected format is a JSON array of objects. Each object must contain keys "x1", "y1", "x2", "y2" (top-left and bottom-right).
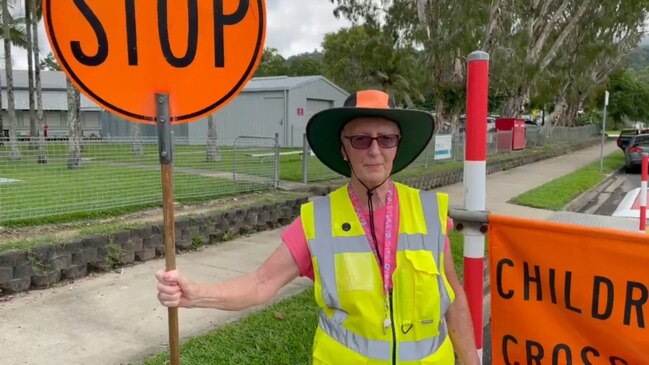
[
  {"x1": 501, "y1": 86, "x2": 529, "y2": 118},
  {"x1": 482, "y1": 0, "x2": 502, "y2": 51},
  {"x1": 3, "y1": 0, "x2": 20, "y2": 160},
  {"x1": 206, "y1": 114, "x2": 221, "y2": 161},
  {"x1": 67, "y1": 78, "x2": 81, "y2": 169},
  {"x1": 33, "y1": 0, "x2": 45, "y2": 159},
  {"x1": 0, "y1": 69, "x2": 4, "y2": 135},
  {"x1": 25, "y1": 0, "x2": 36, "y2": 145},
  {"x1": 37, "y1": 122, "x2": 47, "y2": 163},
  {"x1": 132, "y1": 124, "x2": 143, "y2": 156},
  {"x1": 76, "y1": 103, "x2": 84, "y2": 151}
]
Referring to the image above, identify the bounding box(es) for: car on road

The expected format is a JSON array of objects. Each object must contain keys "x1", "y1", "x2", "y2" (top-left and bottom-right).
[
  {"x1": 617, "y1": 128, "x2": 649, "y2": 151},
  {"x1": 524, "y1": 119, "x2": 542, "y2": 133},
  {"x1": 624, "y1": 133, "x2": 649, "y2": 172}
]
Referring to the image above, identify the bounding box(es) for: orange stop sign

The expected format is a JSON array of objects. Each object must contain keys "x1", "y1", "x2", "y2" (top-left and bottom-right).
[{"x1": 44, "y1": 0, "x2": 266, "y2": 124}]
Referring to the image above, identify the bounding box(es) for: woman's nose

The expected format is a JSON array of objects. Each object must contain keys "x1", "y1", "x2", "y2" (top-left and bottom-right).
[{"x1": 367, "y1": 139, "x2": 381, "y2": 154}]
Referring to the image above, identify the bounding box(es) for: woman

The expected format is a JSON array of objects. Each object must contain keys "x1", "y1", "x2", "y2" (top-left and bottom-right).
[{"x1": 156, "y1": 90, "x2": 479, "y2": 364}]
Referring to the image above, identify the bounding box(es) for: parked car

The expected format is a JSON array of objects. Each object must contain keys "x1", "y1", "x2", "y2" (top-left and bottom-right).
[
  {"x1": 458, "y1": 116, "x2": 497, "y2": 133},
  {"x1": 524, "y1": 119, "x2": 541, "y2": 133},
  {"x1": 617, "y1": 128, "x2": 649, "y2": 151},
  {"x1": 624, "y1": 134, "x2": 649, "y2": 172}
]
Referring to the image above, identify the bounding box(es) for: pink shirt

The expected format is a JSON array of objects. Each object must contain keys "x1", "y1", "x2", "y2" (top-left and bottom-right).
[{"x1": 281, "y1": 193, "x2": 452, "y2": 284}]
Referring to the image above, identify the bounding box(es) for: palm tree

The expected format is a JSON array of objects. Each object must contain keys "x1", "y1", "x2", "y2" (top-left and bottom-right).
[
  {"x1": 0, "y1": 2, "x2": 26, "y2": 137},
  {"x1": 24, "y1": 0, "x2": 35, "y2": 144},
  {"x1": 31, "y1": 0, "x2": 44, "y2": 139},
  {"x1": 2, "y1": 0, "x2": 27, "y2": 160},
  {"x1": 26, "y1": 0, "x2": 46, "y2": 160},
  {"x1": 66, "y1": 77, "x2": 81, "y2": 169},
  {"x1": 132, "y1": 124, "x2": 143, "y2": 156},
  {"x1": 206, "y1": 114, "x2": 221, "y2": 161}
]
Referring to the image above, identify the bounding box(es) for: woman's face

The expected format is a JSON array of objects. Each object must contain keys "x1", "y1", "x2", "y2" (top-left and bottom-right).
[{"x1": 341, "y1": 117, "x2": 400, "y2": 187}]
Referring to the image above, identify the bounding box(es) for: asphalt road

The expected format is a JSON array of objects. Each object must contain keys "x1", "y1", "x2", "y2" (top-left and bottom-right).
[{"x1": 578, "y1": 168, "x2": 641, "y2": 215}]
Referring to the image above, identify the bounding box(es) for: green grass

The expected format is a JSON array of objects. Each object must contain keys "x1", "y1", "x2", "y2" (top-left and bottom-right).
[
  {"x1": 511, "y1": 151, "x2": 624, "y2": 210},
  {"x1": 139, "y1": 233, "x2": 467, "y2": 365},
  {"x1": 0, "y1": 157, "x2": 270, "y2": 226},
  {"x1": 140, "y1": 288, "x2": 319, "y2": 365}
]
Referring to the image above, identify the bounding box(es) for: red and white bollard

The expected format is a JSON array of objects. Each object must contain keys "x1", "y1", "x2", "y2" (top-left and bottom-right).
[
  {"x1": 463, "y1": 50, "x2": 489, "y2": 359},
  {"x1": 641, "y1": 153, "x2": 648, "y2": 233}
]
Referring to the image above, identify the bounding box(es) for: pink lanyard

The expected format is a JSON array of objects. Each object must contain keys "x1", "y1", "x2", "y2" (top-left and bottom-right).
[{"x1": 347, "y1": 181, "x2": 396, "y2": 298}]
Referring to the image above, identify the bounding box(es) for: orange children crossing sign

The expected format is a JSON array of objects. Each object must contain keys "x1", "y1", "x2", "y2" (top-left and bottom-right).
[{"x1": 43, "y1": 0, "x2": 266, "y2": 124}]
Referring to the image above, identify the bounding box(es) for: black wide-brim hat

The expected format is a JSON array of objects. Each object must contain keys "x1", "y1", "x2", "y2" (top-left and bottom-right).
[{"x1": 306, "y1": 90, "x2": 435, "y2": 177}]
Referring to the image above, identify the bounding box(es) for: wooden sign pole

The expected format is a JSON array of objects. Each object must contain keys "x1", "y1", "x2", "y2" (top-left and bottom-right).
[{"x1": 156, "y1": 93, "x2": 180, "y2": 365}]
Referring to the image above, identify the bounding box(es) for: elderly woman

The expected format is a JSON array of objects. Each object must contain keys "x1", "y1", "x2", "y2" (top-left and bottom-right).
[{"x1": 156, "y1": 90, "x2": 479, "y2": 364}]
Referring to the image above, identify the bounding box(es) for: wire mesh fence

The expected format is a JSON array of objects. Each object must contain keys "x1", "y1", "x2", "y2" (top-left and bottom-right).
[
  {"x1": 0, "y1": 125, "x2": 600, "y2": 224},
  {"x1": 0, "y1": 136, "x2": 279, "y2": 224},
  {"x1": 301, "y1": 125, "x2": 600, "y2": 182}
]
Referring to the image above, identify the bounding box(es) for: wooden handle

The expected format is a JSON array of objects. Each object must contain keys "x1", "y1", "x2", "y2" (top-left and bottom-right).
[{"x1": 161, "y1": 163, "x2": 180, "y2": 365}]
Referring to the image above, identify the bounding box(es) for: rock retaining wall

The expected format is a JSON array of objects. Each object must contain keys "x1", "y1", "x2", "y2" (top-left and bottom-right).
[{"x1": 0, "y1": 198, "x2": 307, "y2": 294}]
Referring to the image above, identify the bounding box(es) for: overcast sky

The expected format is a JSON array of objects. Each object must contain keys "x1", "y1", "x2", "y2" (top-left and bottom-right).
[{"x1": 9, "y1": 1, "x2": 351, "y2": 70}]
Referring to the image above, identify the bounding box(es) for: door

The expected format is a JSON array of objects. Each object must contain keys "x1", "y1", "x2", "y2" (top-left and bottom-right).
[{"x1": 295, "y1": 99, "x2": 332, "y2": 148}]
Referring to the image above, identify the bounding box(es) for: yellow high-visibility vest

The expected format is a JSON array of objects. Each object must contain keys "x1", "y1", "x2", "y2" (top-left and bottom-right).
[{"x1": 301, "y1": 182, "x2": 456, "y2": 364}]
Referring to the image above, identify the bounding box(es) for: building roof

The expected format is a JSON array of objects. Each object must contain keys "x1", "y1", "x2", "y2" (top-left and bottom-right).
[
  {"x1": 0, "y1": 70, "x2": 348, "y2": 111},
  {"x1": 0, "y1": 69, "x2": 68, "y2": 90},
  {"x1": 244, "y1": 75, "x2": 348, "y2": 95}
]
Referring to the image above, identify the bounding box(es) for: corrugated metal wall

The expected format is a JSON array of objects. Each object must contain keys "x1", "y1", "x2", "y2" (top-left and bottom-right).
[
  {"x1": 286, "y1": 80, "x2": 348, "y2": 147},
  {"x1": 99, "y1": 78, "x2": 348, "y2": 147}
]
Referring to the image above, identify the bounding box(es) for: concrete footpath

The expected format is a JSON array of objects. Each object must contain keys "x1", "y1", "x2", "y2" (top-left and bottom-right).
[{"x1": 0, "y1": 142, "x2": 618, "y2": 365}]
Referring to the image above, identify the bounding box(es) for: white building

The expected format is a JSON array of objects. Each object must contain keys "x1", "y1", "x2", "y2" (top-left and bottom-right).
[
  {"x1": 101, "y1": 75, "x2": 349, "y2": 147},
  {"x1": 0, "y1": 70, "x2": 101, "y2": 138}
]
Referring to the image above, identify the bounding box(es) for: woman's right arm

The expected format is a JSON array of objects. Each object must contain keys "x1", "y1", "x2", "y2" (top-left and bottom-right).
[{"x1": 156, "y1": 243, "x2": 301, "y2": 311}]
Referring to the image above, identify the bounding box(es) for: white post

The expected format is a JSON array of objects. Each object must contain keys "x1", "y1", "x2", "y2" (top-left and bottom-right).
[{"x1": 600, "y1": 91, "x2": 609, "y2": 172}]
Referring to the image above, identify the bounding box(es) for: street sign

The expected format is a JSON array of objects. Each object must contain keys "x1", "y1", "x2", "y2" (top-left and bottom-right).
[
  {"x1": 434, "y1": 134, "x2": 452, "y2": 160},
  {"x1": 44, "y1": 0, "x2": 266, "y2": 124}
]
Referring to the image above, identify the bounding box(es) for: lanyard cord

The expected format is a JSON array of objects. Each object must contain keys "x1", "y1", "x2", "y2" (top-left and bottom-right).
[
  {"x1": 366, "y1": 189, "x2": 382, "y2": 268},
  {"x1": 342, "y1": 145, "x2": 390, "y2": 269}
]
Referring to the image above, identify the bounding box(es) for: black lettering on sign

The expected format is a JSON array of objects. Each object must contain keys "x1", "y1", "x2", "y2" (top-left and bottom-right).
[
  {"x1": 551, "y1": 344, "x2": 572, "y2": 365},
  {"x1": 549, "y1": 268, "x2": 558, "y2": 304},
  {"x1": 158, "y1": 0, "x2": 199, "y2": 68},
  {"x1": 502, "y1": 335, "x2": 520, "y2": 365},
  {"x1": 497, "y1": 259, "x2": 514, "y2": 299},
  {"x1": 524, "y1": 262, "x2": 542, "y2": 301},
  {"x1": 525, "y1": 340, "x2": 544, "y2": 365},
  {"x1": 580, "y1": 346, "x2": 600, "y2": 365},
  {"x1": 71, "y1": 0, "x2": 108, "y2": 66},
  {"x1": 125, "y1": 0, "x2": 138, "y2": 65},
  {"x1": 592, "y1": 276, "x2": 614, "y2": 320},
  {"x1": 624, "y1": 281, "x2": 647, "y2": 328},
  {"x1": 213, "y1": 0, "x2": 249, "y2": 67},
  {"x1": 564, "y1": 271, "x2": 582, "y2": 314},
  {"x1": 609, "y1": 356, "x2": 629, "y2": 365}
]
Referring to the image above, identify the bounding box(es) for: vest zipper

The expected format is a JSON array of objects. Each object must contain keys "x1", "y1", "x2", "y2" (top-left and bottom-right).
[{"x1": 389, "y1": 291, "x2": 397, "y2": 364}]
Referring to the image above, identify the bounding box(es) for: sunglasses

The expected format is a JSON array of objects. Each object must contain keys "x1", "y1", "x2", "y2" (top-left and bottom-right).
[{"x1": 343, "y1": 134, "x2": 401, "y2": 149}]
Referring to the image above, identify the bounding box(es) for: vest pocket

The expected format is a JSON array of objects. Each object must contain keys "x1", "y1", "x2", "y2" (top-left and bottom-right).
[
  {"x1": 402, "y1": 250, "x2": 442, "y2": 338},
  {"x1": 336, "y1": 253, "x2": 378, "y2": 292}
]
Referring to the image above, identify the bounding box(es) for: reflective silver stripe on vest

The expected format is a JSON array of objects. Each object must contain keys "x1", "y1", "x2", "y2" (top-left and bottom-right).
[
  {"x1": 319, "y1": 311, "x2": 449, "y2": 362},
  {"x1": 319, "y1": 312, "x2": 391, "y2": 361},
  {"x1": 419, "y1": 191, "x2": 453, "y2": 316},
  {"x1": 309, "y1": 196, "x2": 349, "y2": 324},
  {"x1": 400, "y1": 320, "x2": 449, "y2": 362}
]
